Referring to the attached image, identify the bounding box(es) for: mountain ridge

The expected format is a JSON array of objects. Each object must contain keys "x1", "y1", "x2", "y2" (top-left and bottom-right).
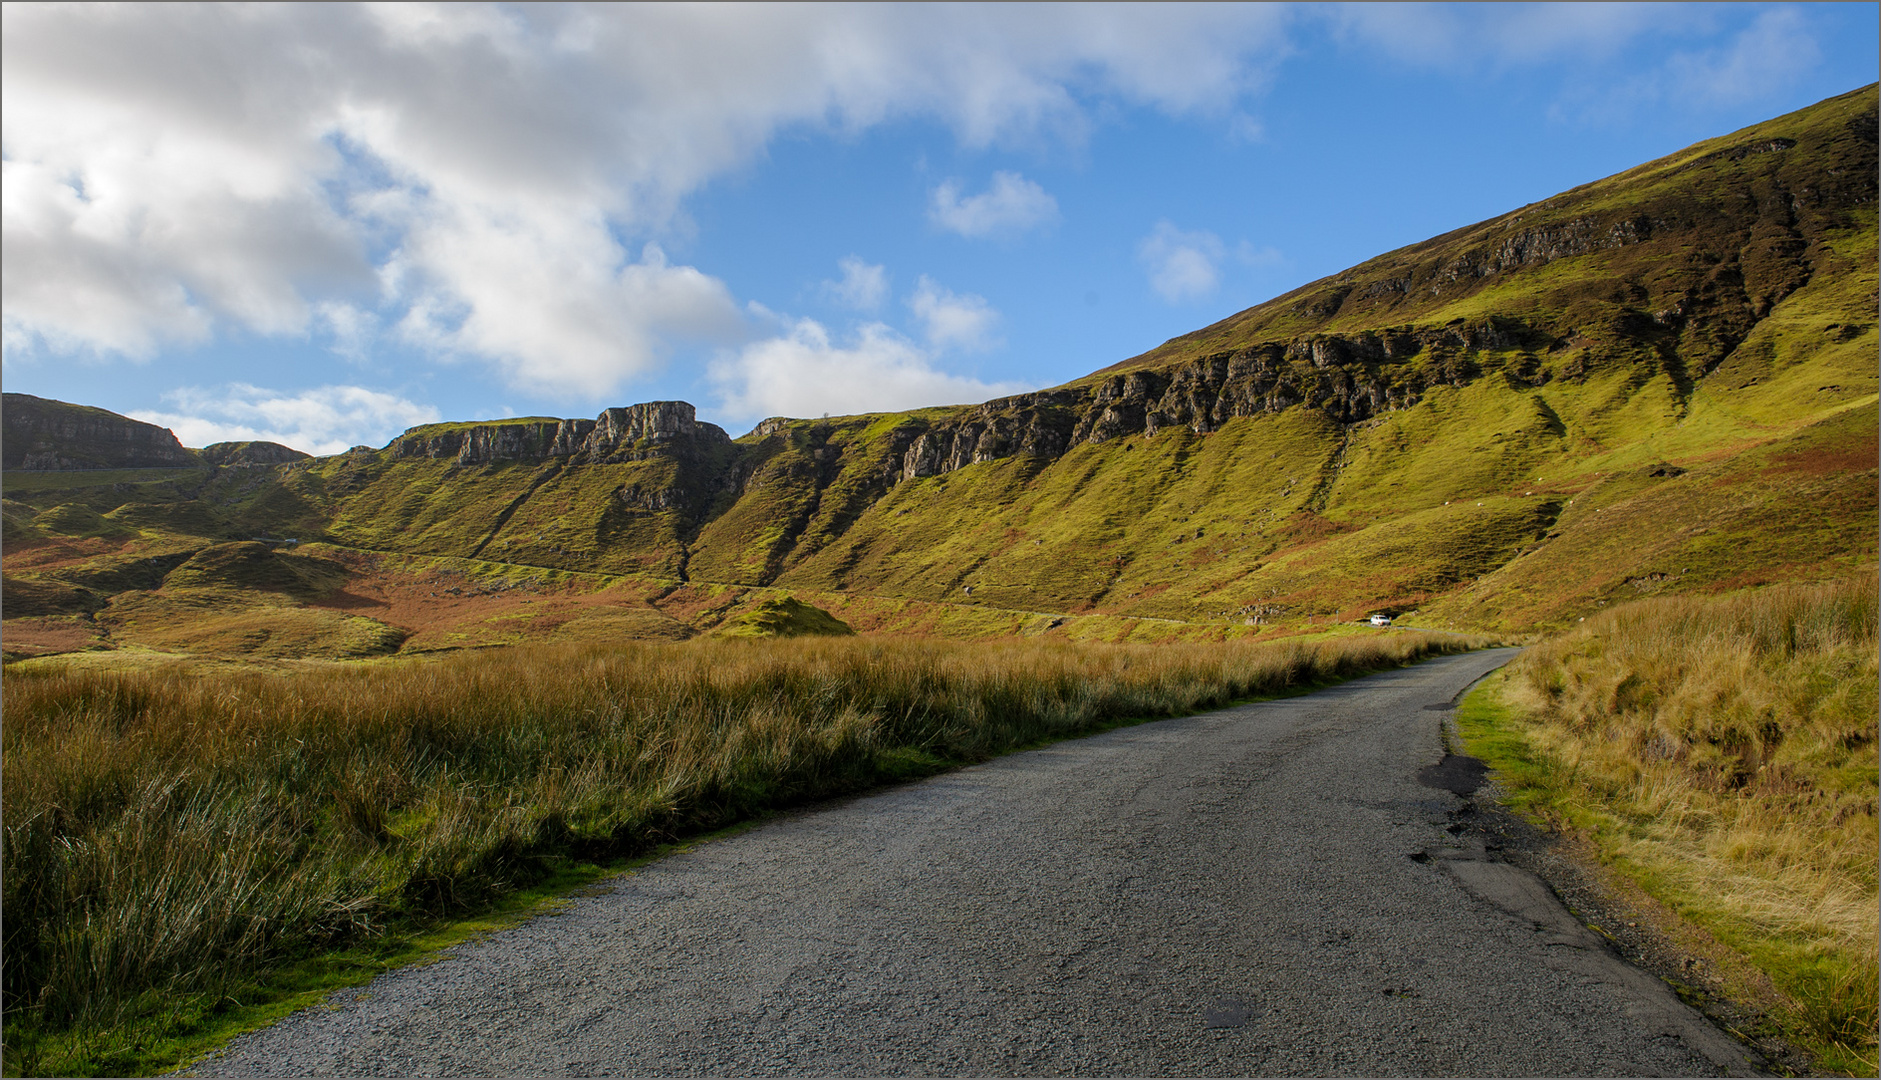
[{"x1": 3, "y1": 86, "x2": 1874, "y2": 660}]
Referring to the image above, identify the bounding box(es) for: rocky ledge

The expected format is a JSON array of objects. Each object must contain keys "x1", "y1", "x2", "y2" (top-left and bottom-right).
[
  {"x1": 2, "y1": 392, "x2": 201, "y2": 470},
  {"x1": 390, "y1": 401, "x2": 732, "y2": 466}
]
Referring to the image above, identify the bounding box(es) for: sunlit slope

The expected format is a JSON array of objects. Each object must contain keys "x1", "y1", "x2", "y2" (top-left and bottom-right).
[
  {"x1": 1102, "y1": 84, "x2": 1877, "y2": 384},
  {"x1": 3, "y1": 87, "x2": 1873, "y2": 655},
  {"x1": 754, "y1": 87, "x2": 1879, "y2": 628}
]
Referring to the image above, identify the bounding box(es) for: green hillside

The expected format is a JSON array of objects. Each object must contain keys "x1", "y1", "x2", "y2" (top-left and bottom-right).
[{"x1": 4, "y1": 86, "x2": 1874, "y2": 661}]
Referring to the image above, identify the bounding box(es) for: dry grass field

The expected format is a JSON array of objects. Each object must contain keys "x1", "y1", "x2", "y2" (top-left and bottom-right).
[
  {"x1": 1463, "y1": 574, "x2": 1879, "y2": 1073},
  {"x1": 1, "y1": 629, "x2": 1477, "y2": 1074}
]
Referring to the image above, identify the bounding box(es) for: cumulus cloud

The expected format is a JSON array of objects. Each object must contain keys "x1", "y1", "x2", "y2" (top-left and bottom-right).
[
  {"x1": 1139, "y1": 222, "x2": 1226, "y2": 304},
  {"x1": 131, "y1": 384, "x2": 442, "y2": 457},
  {"x1": 908, "y1": 276, "x2": 1001, "y2": 351},
  {"x1": 393, "y1": 238, "x2": 744, "y2": 398},
  {"x1": 823, "y1": 256, "x2": 889, "y2": 311},
  {"x1": 929, "y1": 171, "x2": 1059, "y2": 238},
  {"x1": 710, "y1": 318, "x2": 1029, "y2": 423},
  {"x1": 2, "y1": 3, "x2": 1295, "y2": 394}
]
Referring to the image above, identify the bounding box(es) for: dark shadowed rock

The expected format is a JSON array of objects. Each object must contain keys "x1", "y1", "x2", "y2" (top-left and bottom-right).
[{"x1": 2, "y1": 393, "x2": 201, "y2": 470}]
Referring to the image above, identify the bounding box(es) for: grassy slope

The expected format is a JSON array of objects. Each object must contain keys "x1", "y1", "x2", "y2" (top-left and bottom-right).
[
  {"x1": 1097, "y1": 85, "x2": 1877, "y2": 379},
  {"x1": 2, "y1": 87, "x2": 1874, "y2": 659}
]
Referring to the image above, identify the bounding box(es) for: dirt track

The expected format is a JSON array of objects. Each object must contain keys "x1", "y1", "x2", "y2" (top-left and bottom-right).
[{"x1": 193, "y1": 649, "x2": 1759, "y2": 1077}]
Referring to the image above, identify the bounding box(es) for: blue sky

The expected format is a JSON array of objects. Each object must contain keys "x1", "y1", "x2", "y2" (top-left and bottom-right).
[{"x1": 3, "y1": 3, "x2": 1876, "y2": 454}]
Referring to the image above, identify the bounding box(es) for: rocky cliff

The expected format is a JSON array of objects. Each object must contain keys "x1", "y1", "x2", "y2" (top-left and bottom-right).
[
  {"x1": 388, "y1": 401, "x2": 731, "y2": 467},
  {"x1": 2, "y1": 393, "x2": 201, "y2": 471}
]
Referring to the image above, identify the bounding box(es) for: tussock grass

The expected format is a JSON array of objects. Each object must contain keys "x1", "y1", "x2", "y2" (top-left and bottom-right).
[
  {"x1": 2, "y1": 630, "x2": 1475, "y2": 1074},
  {"x1": 1492, "y1": 575, "x2": 1878, "y2": 1072}
]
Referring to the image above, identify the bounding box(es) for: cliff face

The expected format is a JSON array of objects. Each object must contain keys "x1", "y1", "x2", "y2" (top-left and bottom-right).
[
  {"x1": 388, "y1": 402, "x2": 731, "y2": 467},
  {"x1": 892, "y1": 321, "x2": 1535, "y2": 483},
  {"x1": 1, "y1": 393, "x2": 201, "y2": 470}
]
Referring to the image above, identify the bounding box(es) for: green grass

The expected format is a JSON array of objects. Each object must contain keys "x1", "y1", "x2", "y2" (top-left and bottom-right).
[
  {"x1": 2, "y1": 837, "x2": 723, "y2": 1078},
  {"x1": 707, "y1": 596, "x2": 855, "y2": 638},
  {"x1": 0, "y1": 468, "x2": 211, "y2": 492}
]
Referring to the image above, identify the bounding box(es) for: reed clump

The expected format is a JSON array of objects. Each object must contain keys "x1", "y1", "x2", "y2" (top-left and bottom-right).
[
  {"x1": 2, "y1": 630, "x2": 1470, "y2": 1064},
  {"x1": 1501, "y1": 575, "x2": 1878, "y2": 1068}
]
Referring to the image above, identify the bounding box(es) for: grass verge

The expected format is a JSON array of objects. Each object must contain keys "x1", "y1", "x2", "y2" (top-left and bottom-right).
[
  {"x1": 2, "y1": 630, "x2": 1483, "y2": 1076},
  {"x1": 1455, "y1": 574, "x2": 1879, "y2": 1076}
]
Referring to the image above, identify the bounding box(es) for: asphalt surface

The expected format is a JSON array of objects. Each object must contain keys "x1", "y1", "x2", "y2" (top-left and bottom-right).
[{"x1": 193, "y1": 648, "x2": 1758, "y2": 1077}]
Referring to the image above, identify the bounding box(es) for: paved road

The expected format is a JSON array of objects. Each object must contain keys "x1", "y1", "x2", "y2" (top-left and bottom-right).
[{"x1": 195, "y1": 649, "x2": 1757, "y2": 1077}]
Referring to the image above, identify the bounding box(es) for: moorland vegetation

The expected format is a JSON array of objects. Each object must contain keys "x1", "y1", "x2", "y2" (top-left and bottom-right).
[
  {"x1": 2, "y1": 86, "x2": 1876, "y2": 662},
  {"x1": 1, "y1": 631, "x2": 1478, "y2": 1075},
  {"x1": 1, "y1": 83, "x2": 1876, "y2": 1077},
  {"x1": 1463, "y1": 574, "x2": 1878, "y2": 1073}
]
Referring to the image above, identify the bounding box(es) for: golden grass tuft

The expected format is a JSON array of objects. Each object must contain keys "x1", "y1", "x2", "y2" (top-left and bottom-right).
[
  {"x1": 1499, "y1": 574, "x2": 1878, "y2": 1070},
  {"x1": 2, "y1": 629, "x2": 1477, "y2": 1071}
]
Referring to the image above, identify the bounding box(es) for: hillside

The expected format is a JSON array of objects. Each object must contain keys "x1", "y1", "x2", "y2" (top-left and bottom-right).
[{"x1": 3, "y1": 86, "x2": 1875, "y2": 662}]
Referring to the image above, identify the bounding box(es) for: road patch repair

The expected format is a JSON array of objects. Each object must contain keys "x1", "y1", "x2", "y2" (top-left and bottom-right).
[{"x1": 1411, "y1": 710, "x2": 1758, "y2": 1077}]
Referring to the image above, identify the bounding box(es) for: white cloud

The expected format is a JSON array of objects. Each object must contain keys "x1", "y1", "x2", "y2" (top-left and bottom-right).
[
  {"x1": 1663, "y1": 8, "x2": 1820, "y2": 108},
  {"x1": 1, "y1": 3, "x2": 1296, "y2": 393},
  {"x1": 824, "y1": 256, "x2": 889, "y2": 311},
  {"x1": 392, "y1": 236, "x2": 745, "y2": 398},
  {"x1": 1139, "y1": 222, "x2": 1226, "y2": 304},
  {"x1": 317, "y1": 301, "x2": 379, "y2": 363},
  {"x1": 908, "y1": 276, "x2": 1001, "y2": 351},
  {"x1": 131, "y1": 384, "x2": 442, "y2": 457},
  {"x1": 928, "y1": 171, "x2": 1059, "y2": 238},
  {"x1": 1542, "y1": 7, "x2": 1824, "y2": 124},
  {"x1": 711, "y1": 318, "x2": 1029, "y2": 423}
]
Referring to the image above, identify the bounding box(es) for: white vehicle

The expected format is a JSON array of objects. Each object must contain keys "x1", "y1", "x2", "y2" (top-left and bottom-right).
[{"x1": 1369, "y1": 614, "x2": 1393, "y2": 627}]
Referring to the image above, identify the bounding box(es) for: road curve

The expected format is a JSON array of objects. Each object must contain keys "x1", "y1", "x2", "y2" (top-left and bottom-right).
[{"x1": 194, "y1": 649, "x2": 1757, "y2": 1077}]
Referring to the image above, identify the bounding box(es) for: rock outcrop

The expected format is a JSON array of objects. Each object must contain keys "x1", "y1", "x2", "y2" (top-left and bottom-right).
[
  {"x1": 200, "y1": 441, "x2": 311, "y2": 467},
  {"x1": 886, "y1": 319, "x2": 1546, "y2": 483},
  {"x1": 389, "y1": 402, "x2": 732, "y2": 467},
  {"x1": 2, "y1": 393, "x2": 201, "y2": 470}
]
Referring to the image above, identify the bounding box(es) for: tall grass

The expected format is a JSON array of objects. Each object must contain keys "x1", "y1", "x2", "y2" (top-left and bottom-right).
[
  {"x1": 1500, "y1": 575, "x2": 1878, "y2": 1069},
  {"x1": 2, "y1": 631, "x2": 1471, "y2": 1067}
]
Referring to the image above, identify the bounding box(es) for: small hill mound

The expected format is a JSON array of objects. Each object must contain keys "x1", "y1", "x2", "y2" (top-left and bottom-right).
[
  {"x1": 2, "y1": 499, "x2": 43, "y2": 543},
  {"x1": 32, "y1": 503, "x2": 135, "y2": 539},
  {"x1": 99, "y1": 591, "x2": 407, "y2": 659},
  {"x1": 162, "y1": 541, "x2": 346, "y2": 598},
  {"x1": 199, "y1": 441, "x2": 310, "y2": 467},
  {"x1": 1, "y1": 576, "x2": 103, "y2": 616},
  {"x1": 710, "y1": 596, "x2": 855, "y2": 639},
  {"x1": 103, "y1": 501, "x2": 230, "y2": 536}
]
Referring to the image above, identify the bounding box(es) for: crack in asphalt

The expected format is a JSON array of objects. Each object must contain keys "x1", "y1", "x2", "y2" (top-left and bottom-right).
[{"x1": 191, "y1": 648, "x2": 1761, "y2": 1077}]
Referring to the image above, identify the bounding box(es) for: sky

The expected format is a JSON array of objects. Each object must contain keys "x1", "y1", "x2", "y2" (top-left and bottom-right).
[{"x1": 3, "y1": 3, "x2": 1876, "y2": 455}]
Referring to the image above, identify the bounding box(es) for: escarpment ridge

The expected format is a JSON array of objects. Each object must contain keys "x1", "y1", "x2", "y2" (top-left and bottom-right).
[
  {"x1": 2, "y1": 393, "x2": 202, "y2": 471},
  {"x1": 3, "y1": 86, "x2": 1874, "y2": 658}
]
